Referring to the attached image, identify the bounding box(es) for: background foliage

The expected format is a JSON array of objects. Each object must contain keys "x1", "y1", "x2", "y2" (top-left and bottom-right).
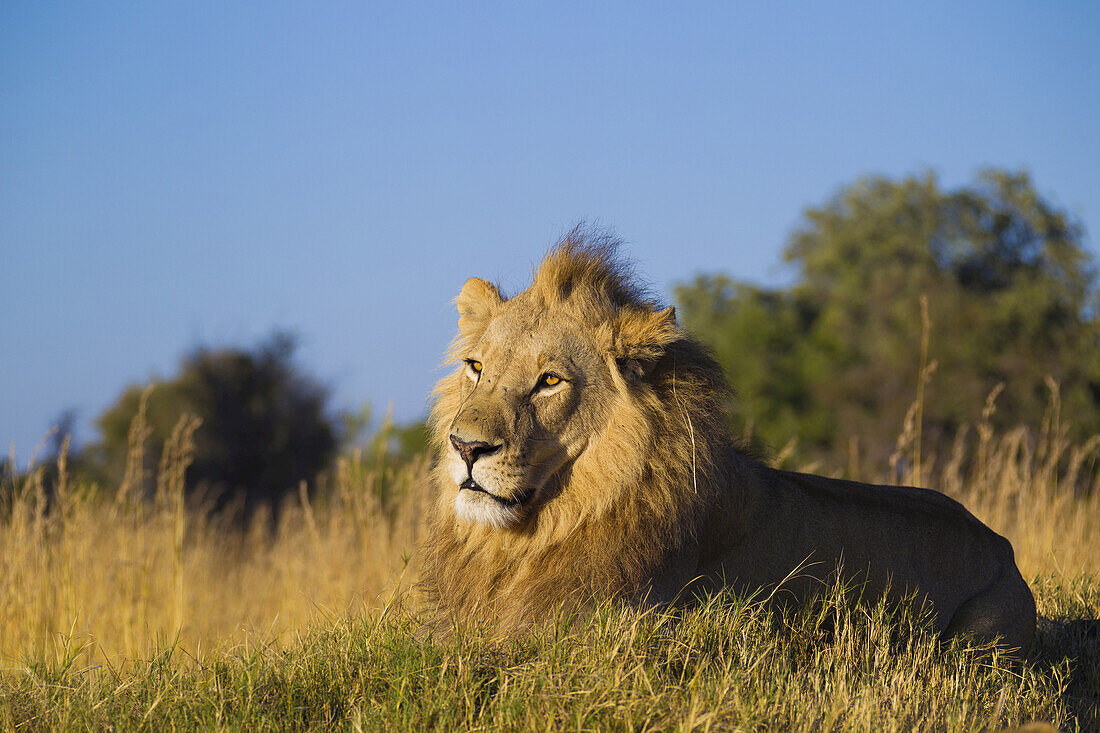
[
  {"x1": 676, "y1": 169, "x2": 1100, "y2": 464},
  {"x1": 83, "y1": 332, "x2": 339, "y2": 519}
]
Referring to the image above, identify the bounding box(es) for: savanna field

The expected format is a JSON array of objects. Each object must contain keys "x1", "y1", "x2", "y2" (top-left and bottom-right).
[
  {"x1": 8, "y1": 0, "x2": 1100, "y2": 729},
  {"x1": 4, "y1": 163, "x2": 1098, "y2": 732},
  {"x1": 1, "y1": 382, "x2": 1097, "y2": 732}
]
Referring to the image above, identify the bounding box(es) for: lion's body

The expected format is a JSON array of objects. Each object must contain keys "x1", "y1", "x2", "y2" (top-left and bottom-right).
[
  {"x1": 419, "y1": 231, "x2": 1035, "y2": 650},
  {"x1": 708, "y1": 466, "x2": 1034, "y2": 648}
]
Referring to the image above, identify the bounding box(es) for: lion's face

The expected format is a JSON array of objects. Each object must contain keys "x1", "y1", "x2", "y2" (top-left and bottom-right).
[{"x1": 445, "y1": 303, "x2": 615, "y2": 529}]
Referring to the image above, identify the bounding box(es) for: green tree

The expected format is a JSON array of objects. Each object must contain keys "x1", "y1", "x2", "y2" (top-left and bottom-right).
[
  {"x1": 90, "y1": 331, "x2": 338, "y2": 519},
  {"x1": 677, "y1": 169, "x2": 1100, "y2": 463}
]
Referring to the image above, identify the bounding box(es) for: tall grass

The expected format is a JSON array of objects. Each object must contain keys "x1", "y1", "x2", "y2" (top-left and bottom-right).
[
  {"x1": 1, "y1": 384, "x2": 1097, "y2": 729},
  {"x1": 0, "y1": 397, "x2": 428, "y2": 668}
]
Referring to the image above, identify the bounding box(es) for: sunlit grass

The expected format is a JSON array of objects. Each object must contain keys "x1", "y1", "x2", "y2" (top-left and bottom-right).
[
  {"x1": 0, "y1": 404, "x2": 428, "y2": 668},
  {"x1": 1, "y1": 587, "x2": 1086, "y2": 732},
  {"x1": 0, "y1": 383, "x2": 1097, "y2": 730}
]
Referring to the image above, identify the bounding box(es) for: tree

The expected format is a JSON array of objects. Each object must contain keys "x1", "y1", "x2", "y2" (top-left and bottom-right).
[
  {"x1": 676, "y1": 169, "x2": 1100, "y2": 464},
  {"x1": 90, "y1": 331, "x2": 338, "y2": 519}
]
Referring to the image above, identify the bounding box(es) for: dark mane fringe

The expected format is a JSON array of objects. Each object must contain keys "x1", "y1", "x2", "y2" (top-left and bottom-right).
[{"x1": 532, "y1": 224, "x2": 662, "y2": 311}]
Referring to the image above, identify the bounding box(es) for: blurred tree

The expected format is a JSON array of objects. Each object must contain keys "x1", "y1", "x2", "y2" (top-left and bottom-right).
[
  {"x1": 677, "y1": 169, "x2": 1100, "y2": 464},
  {"x1": 339, "y1": 403, "x2": 431, "y2": 465},
  {"x1": 31, "y1": 409, "x2": 84, "y2": 505},
  {"x1": 89, "y1": 331, "x2": 338, "y2": 520}
]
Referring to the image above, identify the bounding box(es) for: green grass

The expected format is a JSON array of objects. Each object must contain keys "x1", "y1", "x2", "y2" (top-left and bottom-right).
[{"x1": 3, "y1": 579, "x2": 1096, "y2": 732}]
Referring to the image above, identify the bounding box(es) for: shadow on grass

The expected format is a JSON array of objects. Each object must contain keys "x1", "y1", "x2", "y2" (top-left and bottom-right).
[{"x1": 1033, "y1": 615, "x2": 1100, "y2": 731}]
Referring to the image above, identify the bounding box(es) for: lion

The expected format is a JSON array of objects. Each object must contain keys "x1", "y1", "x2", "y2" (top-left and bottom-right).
[{"x1": 418, "y1": 229, "x2": 1036, "y2": 651}]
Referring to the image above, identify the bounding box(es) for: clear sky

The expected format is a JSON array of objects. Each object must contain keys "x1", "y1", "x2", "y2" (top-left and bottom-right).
[{"x1": 3, "y1": 2, "x2": 1098, "y2": 464}]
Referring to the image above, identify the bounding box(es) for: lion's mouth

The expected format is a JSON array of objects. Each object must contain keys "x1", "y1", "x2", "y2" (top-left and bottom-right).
[{"x1": 460, "y1": 478, "x2": 529, "y2": 508}]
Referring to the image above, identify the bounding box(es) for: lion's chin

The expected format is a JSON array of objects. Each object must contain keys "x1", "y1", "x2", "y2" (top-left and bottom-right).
[{"x1": 453, "y1": 489, "x2": 525, "y2": 529}]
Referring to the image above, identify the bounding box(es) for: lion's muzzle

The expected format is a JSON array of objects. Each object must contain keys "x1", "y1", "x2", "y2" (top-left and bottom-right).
[
  {"x1": 460, "y1": 477, "x2": 525, "y2": 507},
  {"x1": 449, "y1": 434, "x2": 502, "y2": 470},
  {"x1": 448, "y1": 433, "x2": 527, "y2": 510}
]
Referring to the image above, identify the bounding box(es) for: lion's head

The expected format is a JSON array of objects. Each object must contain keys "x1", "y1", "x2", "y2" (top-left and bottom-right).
[{"x1": 421, "y1": 229, "x2": 734, "y2": 625}]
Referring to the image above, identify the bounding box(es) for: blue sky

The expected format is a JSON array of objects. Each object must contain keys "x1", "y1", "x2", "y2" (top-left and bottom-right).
[{"x1": 3, "y1": 2, "x2": 1098, "y2": 463}]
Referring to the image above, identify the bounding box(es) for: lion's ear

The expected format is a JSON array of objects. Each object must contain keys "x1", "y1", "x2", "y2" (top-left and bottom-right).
[
  {"x1": 614, "y1": 305, "x2": 678, "y2": 379},
  {"x1": 456, "y1": 277, "x2": 503, "y2": 338}
]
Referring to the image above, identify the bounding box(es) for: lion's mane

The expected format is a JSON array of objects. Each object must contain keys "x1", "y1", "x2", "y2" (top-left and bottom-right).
[{"x1": 418, "y1": 231, "x2": 737, "y2": 629}]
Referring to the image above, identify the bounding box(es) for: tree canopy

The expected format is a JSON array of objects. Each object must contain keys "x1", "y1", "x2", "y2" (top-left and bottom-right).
[
  {"x1": 89, "y1": 331, "x2": 338, "y2": 518},
  {"x1": 676, "y1": 169, "x2": 1100, "y2": 464}
]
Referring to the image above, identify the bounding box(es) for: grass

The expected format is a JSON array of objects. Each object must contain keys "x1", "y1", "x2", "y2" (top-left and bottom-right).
[
  {"x1": 0, "y1": 384, "x2": 1097, "y2": 731},
  {"x1": 0, "y1": 586, "x2": 1094, "y2": 731}
]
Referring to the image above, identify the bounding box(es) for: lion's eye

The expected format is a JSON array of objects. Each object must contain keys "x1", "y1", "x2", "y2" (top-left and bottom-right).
[
  {"x1": 466, "y1": 360, "x2": 483, "y2": 376},
  {"x1": 539, "y1": 373, "x2": 562, "y2": 388}
]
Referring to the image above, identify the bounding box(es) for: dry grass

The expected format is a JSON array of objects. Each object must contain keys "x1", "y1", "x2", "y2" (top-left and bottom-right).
[
  {"x1": 0, "y1": 382, "x2": 1097, "y2": 730},
  {"x1": 0, "y1": 403, "x2": 429, "y2": 669},
  {"x1": 1, "y1": 587, "x2": 1081, "y2": 732}
]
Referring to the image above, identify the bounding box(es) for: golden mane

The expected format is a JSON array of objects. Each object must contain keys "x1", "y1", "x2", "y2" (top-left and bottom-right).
[
  {"x1": 419, "y1": 230, "x2": 735, "y2": 628},
  {"x1": 528, "y1": 227, "x2": 656, "y2": 310}
]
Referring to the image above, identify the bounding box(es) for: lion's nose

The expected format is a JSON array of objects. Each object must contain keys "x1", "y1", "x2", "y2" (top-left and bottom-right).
[{"x1": 449, "y1": 434, "x2": 502, "y2": 469}]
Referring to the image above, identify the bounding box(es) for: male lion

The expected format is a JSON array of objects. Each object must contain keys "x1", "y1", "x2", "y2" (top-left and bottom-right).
[{"x1": 419, "y1": 230, "x2": 1036, "y2": 651}]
